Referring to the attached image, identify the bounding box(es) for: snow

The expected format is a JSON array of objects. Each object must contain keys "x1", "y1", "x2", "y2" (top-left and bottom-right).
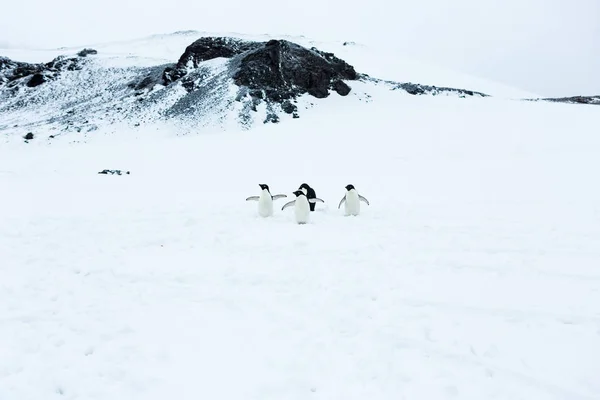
[
  {"x1": 1, "y1": 30, "x2": 539, "y2": 98},
  {"x1": 1, "y1": 77, "x2": 600, "y2": 400}
]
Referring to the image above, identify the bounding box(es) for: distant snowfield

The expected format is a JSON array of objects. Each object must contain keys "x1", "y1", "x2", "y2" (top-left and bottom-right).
[
  {"x1": 1, "y1": 83, "x2": 599, "y2": 399},
  {"x1": 0, "y1": 30, "x2": 541, "y2": 99}
]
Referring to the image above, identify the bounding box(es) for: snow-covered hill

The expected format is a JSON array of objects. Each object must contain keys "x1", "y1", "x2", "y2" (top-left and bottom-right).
[
  {"x1": 0, "y1": 31, "x2": 554, "y2": 141},
  {"x1": 1, "y1": 31, "x2": 599, "y2": 400}
]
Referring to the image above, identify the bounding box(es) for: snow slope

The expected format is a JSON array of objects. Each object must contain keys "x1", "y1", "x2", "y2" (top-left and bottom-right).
[
  {"x1": 0, "y1": 30, "x2": 540, "y2": 98},
  {"x1": 1, "y1": 80, "x2": 599, "y2": 399}
]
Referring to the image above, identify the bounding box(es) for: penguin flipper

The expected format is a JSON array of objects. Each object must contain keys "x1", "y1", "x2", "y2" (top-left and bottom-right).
[
  {"x1": 309, "y1": 197, "x2": 325, "y2": 204},
  {"x1": 358, "y1": 195, "x2": 370, "y2": 205},
  {"x1": 246, "y1": 196, "x2": 260, "y2": 201},
  {"x1": 271, "y1": 194, "x2": 288, "y2": 200},
  {"x1": 338, "y1": 197, "x2": 346, "y2": 209},
  {"x1": 281, "y1": 200, "x2": 296, "y2": 210}
]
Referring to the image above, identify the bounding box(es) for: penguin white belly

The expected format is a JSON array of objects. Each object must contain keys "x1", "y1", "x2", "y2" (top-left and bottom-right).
[
  {"x1": 344, "y1": 190, "x2": 361, "y2": 216},
  {"x1": 258, "y1": 192, "x2": 274, "y2": 217},
  {"x1": 295, "y1": 197, "x2": 311, "y2": 224}
]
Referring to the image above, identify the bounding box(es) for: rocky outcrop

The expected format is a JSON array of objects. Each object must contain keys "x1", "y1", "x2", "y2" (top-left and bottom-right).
[
  {"x1": 162, "y1": 37, "x2": 257, "y2": 84},
  {"x1": 98, "y1": 169, "x2": 130, "y2": 175},
  {"x1": 392, "y1": 82, "x2": 488, "y2": 98},
  {"x1": 77, "y1": 48, "x2": 98, "y2": 57},
  {"x1": 232, "y1": 39, "x2": 357, "y2": 101},
  {"x1": 161, "y1": 37, "x2": 358, "y2": 115},
  {"x1": 359, "y1": 75, "x2": 489, "y2": 98},
  {"x1": 177, "y1": 37, "x2": 258, "y2": 70},
  {"x1": 0, "y1": 55, "x2": 84, "y2": 88},
  {"x1": 534, "y1": 95, "x2": 600, "y2": 105}
]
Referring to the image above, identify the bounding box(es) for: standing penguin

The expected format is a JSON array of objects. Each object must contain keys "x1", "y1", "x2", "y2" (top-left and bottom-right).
[
  {"x1": 281, "y1": 190, "x2": 319, "y2": 224},
  {"x1": 338, "y1": 184, "x2": 370, "y2": 216},
  {"x1": 298, "y1": 183, "x2": 324, "y2": 211},
  {"x1": 246, "y1": 184, "x2": 287, "y2": 217}
]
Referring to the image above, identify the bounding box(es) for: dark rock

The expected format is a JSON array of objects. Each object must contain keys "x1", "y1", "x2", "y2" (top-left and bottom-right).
[
  {"x1": 233, "y1": 39, "x2": 357, "y2": 102},
  {"x1": 532, "y1": 95, "x2": 600, "y2": 105},
  {"x1": 332, "y1": 80, "x2": 351, "y2": 96},
  {"x1": 133, "y1": 76, "x2": 154, "y2": 90},
  {"x1": 27, "y1": 73, "x2": 47, "y2": 87},
  {"x1": 162, "y1": 37, "x2": 259, "y2": 85},
  {"x1": 393, "y1": 81, "x2": 488, "y2": 97},
  {"x1": 77, "y1": 48, "x2": 98, "y2": 57},
  {"x1": 281, "y1": 100, "x2": 297, "y2": 114},
  {"x1": 264, "y1": 113, "x2": 279, "y2": 124},
  {"x1": 0, "y1": 55, "x2": 83, "y2": 88},
  {"x1": 128, "y1": 65, "x2": 169, "y2": 91},
  {"x1": 162, "y1": 66, "x2": 187, "y2": 85},
  {"x1": 45, "y1": 56, "x2": 82, "y2": 72},
  {"x1": 23, "y1": 132, "x2": 34, "y2": 140},
  {"x1": 98, "y1": 169, "x2": 130, "y2": 175},
  {"x1": 177, "y1": 37, "x2": 259, "y2": 68},
  {"x1": 162, "y1": 37, "x2": 358, "y2": 104},
  {"x1": 1, "y1": 56, "x2": 43, "y2": 85}
]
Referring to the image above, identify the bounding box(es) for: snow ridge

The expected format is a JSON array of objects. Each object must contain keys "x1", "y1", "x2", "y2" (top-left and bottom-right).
[{"x1": 1, "y1": 35, "x2": 497, "y2": 140}]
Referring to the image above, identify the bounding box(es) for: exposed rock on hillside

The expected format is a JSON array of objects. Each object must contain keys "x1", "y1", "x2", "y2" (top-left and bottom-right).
[
  {"x1": 232, "y1": 39, "x2": 357, "y2": 101},
  {"x1": 537, "y1": 95, "x2": 600, "y2": 105},
  {"x1": 360, "y1": 75, "x2": 489, "y2": 98},
  {"x1": 77, "y1": 48, "x2": 98, "y2": 57},
  {"x1": 0, "y1": 35, "x2": 543, "y2": 139},
  {"x1": 162, "y1": 37, "x2": 358, "y2": 115},
  {"x1": 0, "y1": 55, "x2": 84, "y2": 88}
]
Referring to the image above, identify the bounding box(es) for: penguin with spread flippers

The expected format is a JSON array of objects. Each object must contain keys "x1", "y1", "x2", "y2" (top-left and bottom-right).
[
  {"x1": 298, "y1": 183, "x2": 324, "y2": 211},
  {"x1": 246, "y1": 184, "x2": 287, "y2": 217},
  {"x1": 338, "y1": 184, "x2": 370, "y2": 216},
  {"x1": 281, "y1": 190, "x2": 319, "y2": 224}
]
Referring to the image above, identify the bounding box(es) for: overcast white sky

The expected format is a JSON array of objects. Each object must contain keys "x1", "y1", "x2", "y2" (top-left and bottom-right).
[{"x1": 0, "y1": 0, "x2": 598, "y2": 96}]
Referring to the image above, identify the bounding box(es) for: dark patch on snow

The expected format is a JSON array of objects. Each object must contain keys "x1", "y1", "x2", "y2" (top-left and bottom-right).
[
  {"x1": 23, "y1": 132, "x2": 34, "y2": 140},
  {"x1": 128, "y1": 64, "x2": 170, "y2": 91},
  {"x1": 360, "y1": 74, "x2": 489, "y2": 98},
  {"x1": 77, "y1": 48, "x2": 98, "y2": 57},
  {"x1": 528, "y1": 95, "x2": 600, "y2": 105},
  {"x1": 98, "y1": 169, "x2": 130, "y2": 175},
  {"x1": 27, "y1": 73, "x2": 47, "y2": 87},
  {"x1": 281, "y1": 100, "x2": 296, "y2": 114},
  {"x1": 393, "y1": 82, "x2": 488, "y2": 98},
  {"x1": 0, "y1": 55, "x2": 84, "y2": 88}
]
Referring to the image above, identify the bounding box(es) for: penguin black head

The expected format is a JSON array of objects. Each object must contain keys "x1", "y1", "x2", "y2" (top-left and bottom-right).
[
  {"x1": 259, "y1": 184, "x2": 270, "y2": 192},
  {"x1": 293, "y1": 190, "x2": 305, "y2": 197},
  {"x1": 299, "y1": 183, "x2": 311, "y2": 190},
  {"x1": 345, "y1": 184, "x2": 355, "y2": 191}
]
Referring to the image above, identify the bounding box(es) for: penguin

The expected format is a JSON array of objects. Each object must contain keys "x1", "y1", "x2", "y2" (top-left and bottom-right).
[
  {"x1": 281, "y1": 190, "x2": 319, "y2": 224},
  {"x1": 298, "y1": 183, "x2": 324, "y2": 211},
  {"x1": 246, "y1": 184, "x2": 287, "y2": 217},
  {"x1": 338, "y1": 184, "x2": 370, "y2": 216}
]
